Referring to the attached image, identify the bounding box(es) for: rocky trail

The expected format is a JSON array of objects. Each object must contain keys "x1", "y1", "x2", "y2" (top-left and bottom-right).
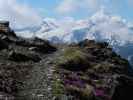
[
  {"x1": 16, "y1": 53, "x2": 57, "y2": 100},
  {"x1": 14, "y1": 45, "x2": 65, "y2": 100}
]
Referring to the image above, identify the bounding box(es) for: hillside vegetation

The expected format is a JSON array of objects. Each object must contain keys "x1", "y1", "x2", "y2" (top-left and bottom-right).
[{"x1": 0, "y1": 23, "x2": 133, "y2": 100}]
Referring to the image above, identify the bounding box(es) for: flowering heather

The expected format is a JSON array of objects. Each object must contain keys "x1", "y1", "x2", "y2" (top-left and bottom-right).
[{"x1": 94, "y1": 88, "x2": 111, "y2": 100}]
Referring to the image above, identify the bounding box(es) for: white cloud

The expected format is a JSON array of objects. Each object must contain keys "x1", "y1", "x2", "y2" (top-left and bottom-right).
[
  {"x1": 56, "y1": 0, "x2": 102, "y2": 14},
  {"x1": 56, "y1": 0, "x2": 80, "y2": 14},
  {"x1": 0, "y1": 0, "x2": 42, "y2": 29},
  {"x1": 30, "y1": 9, "x2": 133, "y2": 46},
  {"x1": 87, "y1": 10, "x2": 133, "y2": 45}
]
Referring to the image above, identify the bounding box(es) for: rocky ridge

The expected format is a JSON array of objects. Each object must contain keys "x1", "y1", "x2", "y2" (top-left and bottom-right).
[{"x1": 0, "y1": 22, "x2": 133, "y2": 100}]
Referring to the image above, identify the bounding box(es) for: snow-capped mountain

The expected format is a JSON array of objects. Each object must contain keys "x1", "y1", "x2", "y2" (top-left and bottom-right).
[
  {"x1": 15, "y1": 10, "x2": 133, "y2": 65},
  {"x1": 32, "y1": 10, "x2": 133, "y2": 45},
  {"x1": 37, "y1": 18, "x2": 58, "y2": 33},
  {"x1": 16, "y1": 18, "x2": 58, "y2": 38}
]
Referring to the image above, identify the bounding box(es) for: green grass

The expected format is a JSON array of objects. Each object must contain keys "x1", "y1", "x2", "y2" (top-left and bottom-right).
[
  {"x1": 52, "y1": 72, "x2": 65, "y2": 99},
  {"x1": 55, "y1": 47, "x2": 90, "y2": 71}
]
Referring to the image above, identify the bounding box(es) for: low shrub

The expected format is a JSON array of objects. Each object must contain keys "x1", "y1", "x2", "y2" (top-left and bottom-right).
[{"x1": 56, "y1": 47, "x2": 90, "y2": 71}]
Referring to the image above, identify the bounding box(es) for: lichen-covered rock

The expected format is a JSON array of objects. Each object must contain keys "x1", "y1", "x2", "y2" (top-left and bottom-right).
[
  {"x1": 0, "y1": 63, "x2": 33, "y2": 100},
  {"x1": 8, "y1": 51, "x2": 41, "y2": 62},
  {"x1": 15, "y1": 37, "x2": 57, "y2": 54},
  {"x1": 31, "y1": 38, "x2": 57, "y2": 53}
]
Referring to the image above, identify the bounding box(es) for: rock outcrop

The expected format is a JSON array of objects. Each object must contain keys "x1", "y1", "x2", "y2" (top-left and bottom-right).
[
  {"x1": 0, "y1": 39, "x2": 8, "y2": 50},
  {"x1": 0, "y1": 22, "x2": 57, "y2": 100},
  {"x1": 8, "y1": 51, "x2": 41, "y2": 62}
]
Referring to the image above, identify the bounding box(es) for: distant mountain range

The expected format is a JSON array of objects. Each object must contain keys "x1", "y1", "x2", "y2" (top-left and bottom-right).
[{"x1": 15, "y1": 10, "x2": 133, "y2": 66}]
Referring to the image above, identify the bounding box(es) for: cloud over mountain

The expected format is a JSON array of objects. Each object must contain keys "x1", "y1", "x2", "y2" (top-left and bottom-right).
[
  {"x1": 0, "y1": 0, "x2": 42, "y2": 29},
  {"x1": 26, "y1": 9, "x2": 132, "y2": 46},
  {"x1": 56, "y1": 0, "x2": 101, "y2": 14}
]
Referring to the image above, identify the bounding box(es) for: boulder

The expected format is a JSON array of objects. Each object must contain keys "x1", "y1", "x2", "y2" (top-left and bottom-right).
[
  {"x1": 29, "y1": 37, "x2": 57, "y2": 53},
  {"x1": 8, "y1": 51, "x2": 41, "y2": 62},
  {"x1": 0, "y1": 39, "x2": 8, "y2": 50},
  {"x1": 112, "y1": 75, "x2": 133, "y2": 100},
  {"x1": 16, "y1": 37, "x2": 57, "y2": 53},
  {"x1": 78, "y1": 39, "x2": 96, "y2": 48}
]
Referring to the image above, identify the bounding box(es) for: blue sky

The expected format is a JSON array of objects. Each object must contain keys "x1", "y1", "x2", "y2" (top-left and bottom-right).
[
  {"x1": 0, "y1": 0, "x2": 133, "y2": 29},
  {"x1": 18, "y1": 0, "x2": 60, "y2": 18},
  {"x1": 17, "y1": 0, "x2": 133, "y2": 21}
]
